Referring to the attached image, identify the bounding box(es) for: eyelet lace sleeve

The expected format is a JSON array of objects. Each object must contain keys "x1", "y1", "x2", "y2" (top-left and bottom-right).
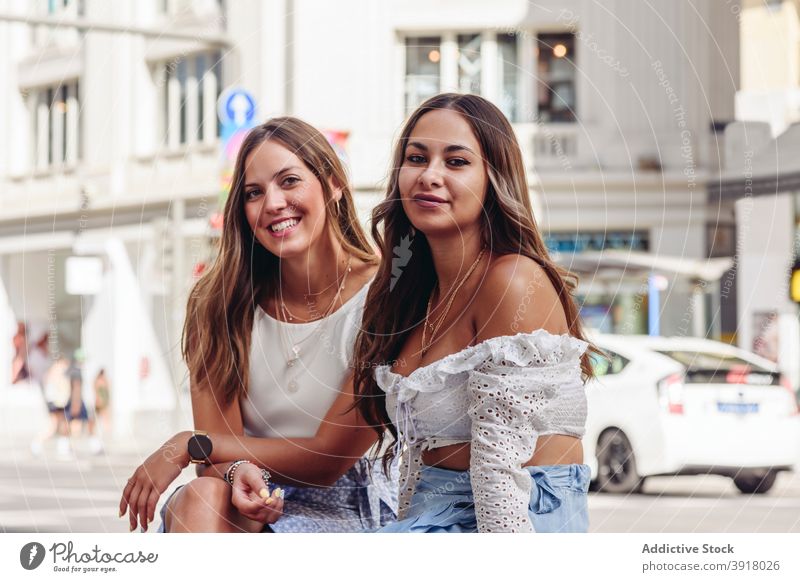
[{"x1": 466, "y1": 332, "x2": 588, "y2": 532}]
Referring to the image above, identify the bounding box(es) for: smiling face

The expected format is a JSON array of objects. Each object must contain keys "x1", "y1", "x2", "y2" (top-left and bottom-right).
[
  {"x1": 242, "y1": 139, "x2": 341, "y2": 260},
  {"x1": 398, "y1": 108, "x2": 488, "y2": 240}
]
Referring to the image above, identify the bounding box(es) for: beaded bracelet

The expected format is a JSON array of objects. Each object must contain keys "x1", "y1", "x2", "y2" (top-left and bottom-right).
[
  {"x1": 224, "y1": 460, "x2": 272, "y2": 487},
  {"x1": 224, "y1": 460, "x2": 249, "y2": 485}
]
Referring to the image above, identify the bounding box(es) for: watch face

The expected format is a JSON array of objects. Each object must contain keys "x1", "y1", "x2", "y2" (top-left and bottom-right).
[{"x1": 188, "y1": 433, "x2": 212, "y2": 460}]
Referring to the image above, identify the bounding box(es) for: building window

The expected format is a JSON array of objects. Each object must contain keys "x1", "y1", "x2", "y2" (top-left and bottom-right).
[
  {"x1": 162, "y1": 51, "x2": 222, "y2": 148},
  {"x1": 497, "y1": 32, "x2": 520, "y2": 122},
  {"x1": 545, "y1": 231, "x2": 649, "y2": 253},
  {"x1": 47, "y1": 0, "x2": 68, "y2": 13},
  {"x1": 457, "y1": 34, "x2": 481, "y2": 94},
  {"x1": 536, "y1": 32, "x2": 577, "y2": 122},
  {"x1": 405, "y1": 36, "x2": 441, "y2": 111},
  {"x1": 160, "y1": 0, "x2": 222, "y2": 16},
  {"x1": 35, "y1": 0, "x2": 83, "y2": 46},
  {"x1": 47, "y1": 0, "x2": 83, "y2": 15},
  {"x1": 403, "y1": 30, "x2": 577, "y2": 123},
  {"x1": 29, "y1": 80, "x2": 80, "y2": 170}
]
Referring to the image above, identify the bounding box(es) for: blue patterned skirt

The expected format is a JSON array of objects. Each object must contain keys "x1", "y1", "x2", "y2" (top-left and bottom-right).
[
  {"x1": 157, "y1": 457, "x2": 398, "y2": 533},
  {"x1": 376, "y1": 463, "x2": 590, "y2": 533}
]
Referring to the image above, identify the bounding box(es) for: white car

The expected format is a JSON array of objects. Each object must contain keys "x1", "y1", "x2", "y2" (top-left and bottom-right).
[{"x1": 583, "y1": 333, "x2": 800, "y2": 494}]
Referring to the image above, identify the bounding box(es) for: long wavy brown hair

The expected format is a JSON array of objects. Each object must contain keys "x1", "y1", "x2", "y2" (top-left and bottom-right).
[
  {"x1": 352, "y1": 93, "x2": 598, "y2": 471},
  {"x1": 183, "y1": 117, "x2": 377, "y2": 406}
]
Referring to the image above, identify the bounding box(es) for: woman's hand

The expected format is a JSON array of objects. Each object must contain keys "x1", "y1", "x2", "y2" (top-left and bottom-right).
[
  {"x1": 119, "y1": 431, "x2": 191, "y2": 532},
  {"x1": 230, "y1": 462, "x2": 285, "y2": 525}
]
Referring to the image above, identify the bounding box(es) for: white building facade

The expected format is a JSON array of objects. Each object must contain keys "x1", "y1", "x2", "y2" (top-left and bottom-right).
[
  {"x1": 0, "y1": 0, "x2": 741, "y2": 435},
  {"x1": 717, "y1": 0, "x2": 800, "y2": 389}
]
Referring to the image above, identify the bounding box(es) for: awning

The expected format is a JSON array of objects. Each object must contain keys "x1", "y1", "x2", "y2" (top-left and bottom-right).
[{"x1": 555, "y1": 249, "x2": 733, "y2": 282}]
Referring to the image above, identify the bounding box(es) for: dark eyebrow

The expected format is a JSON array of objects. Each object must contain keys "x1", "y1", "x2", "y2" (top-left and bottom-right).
[
  {"x1": 407, "y1": 141, "x2": 476, "y2": 155},
  {"x1": 272, "y1": 166, "x2": 302, "y2": 179},
  {"x1": 244, "y1": 166, "x2": 302, "y2": 188}
]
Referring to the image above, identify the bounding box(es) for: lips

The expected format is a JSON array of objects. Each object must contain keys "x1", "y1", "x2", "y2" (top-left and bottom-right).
[
  {"x1": 268, "y1": 216, "x2": 301, "y2": 231},
  {"x1": 265, "y1": 216, "x2": 302, "y2": 237},
  {"x1": 413, "y1": 193, "x2": 447, "y2": 203},
  {"x1": 412, "y1": 193, "x2": 448, "y2": 208}
]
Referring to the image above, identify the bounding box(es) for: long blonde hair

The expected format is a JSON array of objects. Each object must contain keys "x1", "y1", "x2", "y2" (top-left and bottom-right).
[
  {"x1": 183, "y1": 117, "x2": 377, "y2": 405},
  {"x1": 352, "y1": 93, "x2": 598, "y2": 471}
]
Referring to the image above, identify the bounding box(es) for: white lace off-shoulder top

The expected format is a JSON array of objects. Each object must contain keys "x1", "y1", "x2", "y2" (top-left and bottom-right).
[{"x1": 374, "y1": 329, "x2": 589, "y2": 533}]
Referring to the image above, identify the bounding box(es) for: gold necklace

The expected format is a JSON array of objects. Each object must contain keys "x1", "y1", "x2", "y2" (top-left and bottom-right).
[
  {"x1": 275, "y1": 304, "x2": 335, "y2": 393},
  {"x1": 421, "y1": 247, "x2": 486, "y2": 356},
  {"x1": 278, "y1": 256, "x2": 353, "y2": 323},
  {"x1": 274, "y1": 255, "x2": 353, "y2": 368}
]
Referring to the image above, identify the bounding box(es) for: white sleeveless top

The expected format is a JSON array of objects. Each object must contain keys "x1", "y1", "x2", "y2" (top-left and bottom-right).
[{"x1": 241, "y1": 278, "x2": 372, "y2": 438}]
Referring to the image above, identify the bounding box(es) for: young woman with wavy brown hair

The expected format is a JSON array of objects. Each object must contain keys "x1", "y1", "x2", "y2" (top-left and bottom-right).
[
  {"x1": 353, "y1": 93, "x2": 598, "y2": 533},
  {"x1": 119, "y1": 117, "x2": 397, "y2": 533}
]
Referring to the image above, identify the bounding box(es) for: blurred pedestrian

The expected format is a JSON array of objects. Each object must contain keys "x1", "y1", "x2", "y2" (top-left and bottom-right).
[
  {"x1": 91, "y1": 368, "x2": 110, "y2": 452},
  {"x1": 11, "y1": 321, "x2": 28, "y2": 384},
  {"x1": 43, "y1": 357, "x2": 73, "y2": 459},
  {"x1": 26, "y1": 326, "x2": 50, "y2": 389},
  {"x1": 27, "y1": 326, "x2": 53, "y2": 457},
  {"x1": 64, "y1": 349, "x2": 103, "y2": 455},
  {"x1": 65, "y1": 350, "x2": 87, "y2": 434}
]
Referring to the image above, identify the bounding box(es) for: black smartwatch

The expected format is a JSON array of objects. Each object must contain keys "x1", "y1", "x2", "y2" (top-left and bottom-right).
[{"x1": 187, "y1": 430, "x2": 213, "y2": 465}]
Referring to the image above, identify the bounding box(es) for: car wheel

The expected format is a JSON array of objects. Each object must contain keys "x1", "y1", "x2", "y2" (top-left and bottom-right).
[
  {"x1": 733, "y1": 470, "x2": 777, "y2": 494},
  {"x1": 595, "y1": 429, "x2": 643, "y2": 494}
]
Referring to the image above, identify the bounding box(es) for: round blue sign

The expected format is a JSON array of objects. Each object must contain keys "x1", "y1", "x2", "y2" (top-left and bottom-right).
[{"x1": 217, "y1": 87, "x2": 257, "y2": 129}]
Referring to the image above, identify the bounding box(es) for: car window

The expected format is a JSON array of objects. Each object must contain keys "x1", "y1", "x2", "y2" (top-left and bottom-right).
[
  {"x1": 590, "y1": 350, "x2": 629, "y2": 376},
  {"x1": 655, "y1": 350, "x2": 772, "y2": 373},
  {"x1": 655, "y1": 350, "x2": 778, "y2": 385}
]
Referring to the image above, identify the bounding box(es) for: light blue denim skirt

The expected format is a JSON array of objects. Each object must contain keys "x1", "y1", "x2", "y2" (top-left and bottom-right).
[{"x1": 375, "y1": 463, "x2": 590, "y2": 533}]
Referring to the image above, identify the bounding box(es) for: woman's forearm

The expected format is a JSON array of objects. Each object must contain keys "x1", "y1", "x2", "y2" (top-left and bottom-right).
[
  {"x1": 178, "y1": 431, "x2": 368, "y2": 487},
  {"x1": 211, "y1": 433, "x2": 363, "y2": 487},
  {"x1": 196, "y1": 462, "x2": 231, "y2": 480}
]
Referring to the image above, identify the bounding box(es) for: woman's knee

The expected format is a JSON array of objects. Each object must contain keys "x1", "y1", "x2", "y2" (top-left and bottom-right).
[{"x1": 165, "y1": 477, "x2": 232, "y2": 528}]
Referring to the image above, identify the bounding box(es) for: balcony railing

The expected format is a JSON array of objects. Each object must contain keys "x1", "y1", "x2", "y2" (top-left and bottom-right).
[{"x1": 515, "y1": 122, "x2": 585, "y2": 172}]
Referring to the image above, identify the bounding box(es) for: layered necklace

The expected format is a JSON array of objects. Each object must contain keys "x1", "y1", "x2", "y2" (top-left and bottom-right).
[
  {"x1": 421, "y1": 247, "x2": 487, "y2": 356},
  {"x1": 273, "y1": 256, "x2": 353, "y2": 381}
]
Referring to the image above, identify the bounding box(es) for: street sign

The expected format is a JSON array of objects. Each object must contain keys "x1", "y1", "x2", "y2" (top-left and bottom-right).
[
  {"x1": 215, "y1": 87, "x2": 260, "y2": 217},
  {"x1": 217, "y1": 87, "x2": 257, "y2": 130}
]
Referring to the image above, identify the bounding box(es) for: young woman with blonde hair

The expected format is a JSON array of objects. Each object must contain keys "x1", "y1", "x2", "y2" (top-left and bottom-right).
[{"x1": 119, "y1": 117, "x2": 396, "y2": 533}]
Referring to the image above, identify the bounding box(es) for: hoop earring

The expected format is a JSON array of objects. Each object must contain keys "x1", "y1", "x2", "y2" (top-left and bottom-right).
[{"x1": 329, "y1": 197, "x2": 341, "y2": 217}]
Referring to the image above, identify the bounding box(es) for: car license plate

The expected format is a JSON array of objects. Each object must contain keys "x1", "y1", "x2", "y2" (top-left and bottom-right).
[{"x1": 717, "y1": 402, "x2": 759, "y2": 414}]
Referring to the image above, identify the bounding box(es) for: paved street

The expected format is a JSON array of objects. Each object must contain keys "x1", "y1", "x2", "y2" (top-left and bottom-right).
[
  {"x1": 589, "y1": 472, "x2": 800, "y2": 533},
  {"x1": 0, "y1": 383, "x2": 195, "y2": 533},
  {"x1": 2, "y1": 381, "x2": 799, "y2": 533},
  {"x1": 0, "y1": 434, "x2": 195, "y2": 534},
  {"x1": 2, "y1": 430, "x2": 800, "y2": 533}
]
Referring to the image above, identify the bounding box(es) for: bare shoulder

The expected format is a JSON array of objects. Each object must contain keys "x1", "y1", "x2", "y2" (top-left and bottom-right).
[
  {"x1": 472, "y1": 253, "x2": 569, "y2": 340},
  {"x1": 350, "y1": 257, "x2": 379, "y2": 291},
  {"x1": 476, "y1": 254, "x2": 555, "y2": 306},
  {"x1": 356, "y1": 258, "x2": 379, "y2": 283}
]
